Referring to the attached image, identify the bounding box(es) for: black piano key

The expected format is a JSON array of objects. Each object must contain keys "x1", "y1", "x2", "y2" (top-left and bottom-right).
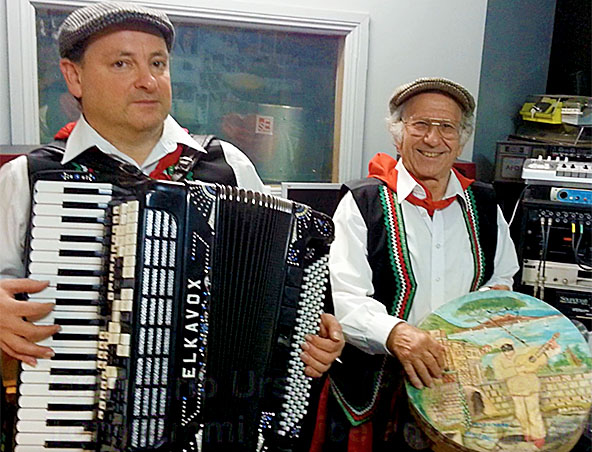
[
  {"x1": 63, "y1": 186, "x2": 108, "y2": 195},
  {"x1": 51, "y1": 318, "x2": 104, "y2": 326},
  {"x1": 61, "y1": 234, "x2": 103, "y2": 243},
  {"x1": 56, "y1": 298, "x2": 100, "y2": 306},
  {"x1": 62, "y1": 216, "x2": 104, "y2": 224},
  {"x1": 58, "y1": 250, "x2": 103, "y2": 258},
  {"x1": 46, "y1": 419, "x2": 96, "y2": 428},
  {"x1": 45, "y1": 440, "x2": 97, "y2": 449},
  {"x1": 50, "y1": 368, "x2": 98, "y2": 376},
  {"x1": 47, "y1": 403, "x2": 96, "y2": 411},
  {"x1": 53, "y1": 353, "x2": 97, "y2": 361},
  {"x1": 58, "y1": 268, "x2": 102, "y2": 277},
  {"x1": 52, "y1": 333, "x2": 98, "y2": 341},
  {"x1": 48, "y1": 383, "x2": 97, "y2": 391},
  {"x1": 56, "y1": 283, "x2": 101, "y2": 291},
  {"x1": 62, "y1": 200, "x2": 106, "y2": 208}
]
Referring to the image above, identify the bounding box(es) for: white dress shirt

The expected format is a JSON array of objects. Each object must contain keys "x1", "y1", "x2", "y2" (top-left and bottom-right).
[
  {"x1": 0, "y1": 115, "x2": 267, "y2": 279},
  {"x1": 329, "y1": 160, "x2": 520, "y2": 356}
]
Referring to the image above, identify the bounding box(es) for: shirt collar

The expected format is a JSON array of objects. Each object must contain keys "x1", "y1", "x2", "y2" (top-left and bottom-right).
[
  {"x1": 395, "y1": 159, "x2": 468, "y2": 204},
  {"x1": 61, "y1": 115, "x2": 206, "y2": 169}
]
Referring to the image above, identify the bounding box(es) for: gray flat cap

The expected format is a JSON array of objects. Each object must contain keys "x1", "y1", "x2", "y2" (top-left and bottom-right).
[
  {"x1": 389, "y1": 77, "x2": 475, "y2": 114},
  {"x1": 58, "y1": 1, "x2": 175, "y2": 58}
]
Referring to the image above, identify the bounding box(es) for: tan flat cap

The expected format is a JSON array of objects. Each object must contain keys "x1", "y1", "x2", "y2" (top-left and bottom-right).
[{"x1": 389, "y1": 77, "x2": 475, "y2": 114}]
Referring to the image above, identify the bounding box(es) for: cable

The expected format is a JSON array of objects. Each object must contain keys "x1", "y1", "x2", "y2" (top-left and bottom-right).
[
  {"x1": 508, "y1": 184, "x2": 529, "y2": 228},
  {"x1": 534, "y1": 217, "x2": 547, "y2": 298},
  {"x1": 541, "y1": 218, "x2": 552, "y2": 299},
  {"x1": 573, "y1": 222, "x2": 592, "y2": 270}
]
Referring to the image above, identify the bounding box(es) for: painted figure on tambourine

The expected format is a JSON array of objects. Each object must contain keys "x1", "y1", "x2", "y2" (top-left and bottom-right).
[{"x1": 492, "y1": 334, "x2": 561, "y2": 449}]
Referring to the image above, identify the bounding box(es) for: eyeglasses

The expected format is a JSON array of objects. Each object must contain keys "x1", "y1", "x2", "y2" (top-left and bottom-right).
[{"x1": 403, "y1": 117, "x2": 461, "y2": 140}]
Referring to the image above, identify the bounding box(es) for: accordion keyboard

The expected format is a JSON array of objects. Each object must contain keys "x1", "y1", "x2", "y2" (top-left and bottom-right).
[{"x1": 16, "y1": 180, "x2": 115, "y2": 452}]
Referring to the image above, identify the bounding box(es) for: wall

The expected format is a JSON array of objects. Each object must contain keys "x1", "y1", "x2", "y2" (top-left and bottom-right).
[
  {"x1": 473, "y1": 0, "x2": 556, "y2": 181},
  {"x1": 257, "y1": 0, "x2": 488, "y2": 173}
]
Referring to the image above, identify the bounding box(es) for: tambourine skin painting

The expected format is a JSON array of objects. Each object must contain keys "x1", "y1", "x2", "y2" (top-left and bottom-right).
[{"x1": 406, "y1": 291, "x2": 592, "y2": 452}]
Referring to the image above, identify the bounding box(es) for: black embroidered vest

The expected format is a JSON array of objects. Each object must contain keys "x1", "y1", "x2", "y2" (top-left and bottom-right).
[
  {"x1": 329, "y1": 177, "x2": 498, "y2": 426},
  {"x1": 26, "y1": 138, "x2": 238, "y2": 189}
]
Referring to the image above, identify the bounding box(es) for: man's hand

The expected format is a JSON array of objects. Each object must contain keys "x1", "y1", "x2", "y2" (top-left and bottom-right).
[
  {"x1": 490, "y1": 285, "x2": 511, "y2": 291},
  {"x1": 387, "y1": 322, "x2": 445, "y2": 389},
  {"x1": 300, "y1": 313, "x2": 344, "y2": 378},
  {"x1": 0, "y1": 279, "x2": 59, "y2": 366}
]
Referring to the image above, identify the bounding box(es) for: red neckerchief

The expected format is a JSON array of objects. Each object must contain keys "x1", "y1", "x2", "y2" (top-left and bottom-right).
[
  {"x1": 148, "y1": 145, "x2": 184, "y2": 180},
  {"x1": 54, "y1": 121, "x2": 77, "y2": 140},
  {"x1": 53, "y1": 121, "x2": 187, "y2": 180},
  {"x1": 367, "y1": 152, "x2": 474, "y2": 216}
]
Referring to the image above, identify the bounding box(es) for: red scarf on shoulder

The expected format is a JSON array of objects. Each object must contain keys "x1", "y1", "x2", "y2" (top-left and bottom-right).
[{"x1": 367, "y1": 153, "x2": 474, "y2": 216}]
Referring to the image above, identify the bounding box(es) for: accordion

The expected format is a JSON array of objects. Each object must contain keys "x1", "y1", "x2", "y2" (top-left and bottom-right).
[{"x1": 3, "y1": 176, "x2": 334, "y2": 452}]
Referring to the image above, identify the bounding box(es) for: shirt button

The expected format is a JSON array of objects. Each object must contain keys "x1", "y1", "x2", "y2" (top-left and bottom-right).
[
  {"x1": 435, "y1": 277, "x2": 441, "y2": 282},
  {"x1": 435, "y1": 243, "x2": 441, "y2": 249}
]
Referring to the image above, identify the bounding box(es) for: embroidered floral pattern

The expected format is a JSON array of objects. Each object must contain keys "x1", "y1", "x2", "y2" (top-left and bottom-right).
[
  {"x1": 379, "y1": 186, "x2": 417, "y2": 320},
  {"x1": 461, "y1": 187, "x2": 485, "y2": 291}
]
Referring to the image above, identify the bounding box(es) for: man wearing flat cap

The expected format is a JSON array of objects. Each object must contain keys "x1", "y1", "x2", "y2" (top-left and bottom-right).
[
  {"x1": 0, "y1": 0, "x2": 343, "y2": 419},
  {"x1": 309, "y1": 78, "x2": 519, "y2": 451}
]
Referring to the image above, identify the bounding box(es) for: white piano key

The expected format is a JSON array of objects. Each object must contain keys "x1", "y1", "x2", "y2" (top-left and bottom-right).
[
  {"x1": 28, "y1": 274, "x2": 101, "y2": 286},
  {"x1": 33, "y1": 310, "x2": 101, "y2": 322},
  {"x1": 17, "y1": 421, "x2": 90, "y2": 434},
  {"x1": 16, "y1": 431, "x2": 95, "y2": 444},
  {"x1": 29, "y1": 251, "x2": 103, "y2": 265},
  {"x1": 48, "y1": 346, "x2": 98, "y2": 356},
  {"x1": 52, "y1": 305, "x2": 101, "y2": 313},
  {"x1": 33, "y1": 325, "x2": 100, "y2": 335},
  {"x1": 15, "y1": 447, "x2": 95, "y2": 452},
  {"x1": 30, "y1": 240, "x2": 104, "y2": 253},
  {"x1": 37, "y1": 338, "x2": 99, "y2": 349},
  {"x1": 32, "y1": 216, "x2": 105, "y2": 231},
  {"x1": 31, "y1": 227, "x2": 102, "y2": 241},
  {"x1": 33, "y1": 204, "x2": 106, "y2": 219},
  {"x1": 29, "y1": 262, "x2": 103, "y2": 275},
  {"x1": 18, "y1": 395, "x2": 96, "y2": 408},
  {"x1": 33, "y1": 191, "x2": 113, "y2": 205},
  {"x1": 28, "y1": 288, "x2": 99, "y2": 300},
  {"x1": 19, "y1": 384, "x2": 96, "y2": 397},
  {"x1": 34, "y1": 180, "x2": 113, "y2": 194},
  {"x1": 22, "y1": 360, "x2": 97, "y2": 372},
  {"x1": 30, "y1": 304, "x2": 100, "y2": 314},
  {"x1": 17, "y1": 408, "x2": 95, "y2": 421},
  {"x1": 20, "y1": 373, "x2": 97, "y2": 385},
  {"x1": 44, "y1": 324, "x2": 101, "y2": 338}
]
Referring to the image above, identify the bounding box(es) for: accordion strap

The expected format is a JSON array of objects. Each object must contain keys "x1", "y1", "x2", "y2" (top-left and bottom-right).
[{"x1": 171, "y1": 134, "x2": 217, "y2": 182}]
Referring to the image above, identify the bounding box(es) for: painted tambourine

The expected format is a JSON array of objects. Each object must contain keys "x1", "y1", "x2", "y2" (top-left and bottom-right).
[{"x1": 406, "y1": 291, "x2": 592, "y2": 452}]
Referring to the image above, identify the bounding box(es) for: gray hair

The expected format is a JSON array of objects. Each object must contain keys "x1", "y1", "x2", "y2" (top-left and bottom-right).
[{"x1": 386, "y1": 100, "x2": 475, "y2": 148}]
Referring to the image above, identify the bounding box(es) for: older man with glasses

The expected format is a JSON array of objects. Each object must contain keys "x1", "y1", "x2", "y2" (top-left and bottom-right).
[{"x1": 310, "y1": 78, "x2": 520, "y2": 451}]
